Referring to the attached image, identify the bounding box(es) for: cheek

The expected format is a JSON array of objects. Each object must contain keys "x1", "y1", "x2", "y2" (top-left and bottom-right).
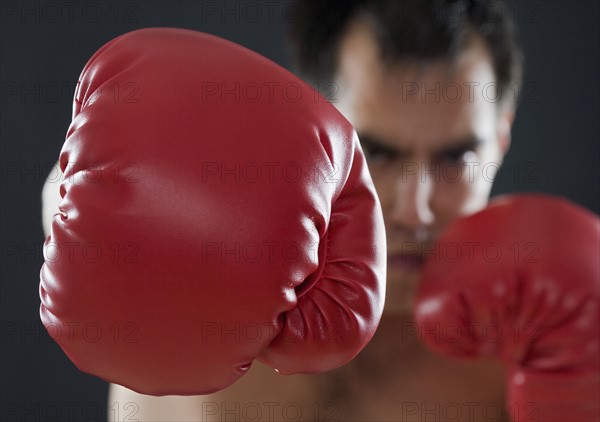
[
  {"x1": 433, "y1": 172, "x2": 475, "y2": 220},
  {"x1": 367, "y1": 165, "x2": 397, "y2": 207},
  {"x1": 433, "y1": 160, "x2": 495, "y2": 219}
]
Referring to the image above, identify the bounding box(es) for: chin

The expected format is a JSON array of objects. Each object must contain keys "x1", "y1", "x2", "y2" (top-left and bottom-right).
[
  {"x1": 381, "y1": 268, "x2": 421, "y2": 316},
  {"x1": 382, "y1": 300, "x2": 414, "y2": 317}
]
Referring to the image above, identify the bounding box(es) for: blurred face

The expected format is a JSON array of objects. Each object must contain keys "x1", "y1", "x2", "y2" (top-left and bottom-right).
[{"x1": 334, "y1": 20, "x2": 514, "y2": 315}]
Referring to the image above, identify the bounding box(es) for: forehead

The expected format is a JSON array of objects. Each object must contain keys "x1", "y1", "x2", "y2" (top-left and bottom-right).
[{"x1": 334, "y1": 20, "x2": 498, "y2": 148}]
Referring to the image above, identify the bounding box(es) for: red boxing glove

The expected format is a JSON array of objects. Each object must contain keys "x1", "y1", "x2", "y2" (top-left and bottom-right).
[
  {"x1": 39, "y1": 28, "x2": 386, "y2": 396},
  {"x1": 415, "y1": 194, "x2": 599, "y2": 421}
]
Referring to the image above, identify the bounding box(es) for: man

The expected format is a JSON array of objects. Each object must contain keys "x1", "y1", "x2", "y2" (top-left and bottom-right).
[
  {"x1": 101, "y1": 1, "x2": 523, "y2": 420},
  {"x1": 45, "y1": 0, "x2": 520, "y2": 420}
]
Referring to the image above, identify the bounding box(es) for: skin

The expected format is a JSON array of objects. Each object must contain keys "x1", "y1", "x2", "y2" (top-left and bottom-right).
[
  {"x1": 334, "y1": 18, "x2": 513, "y2": 316},
  {"x1": 43, "y1": 16, "x2": 516, "y2": 422}
]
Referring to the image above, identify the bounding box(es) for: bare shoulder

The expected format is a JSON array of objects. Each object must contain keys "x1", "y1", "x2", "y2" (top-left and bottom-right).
[
  {"x1": 41, "y1": 161, "x2": 61, "y2": 237},
  {"x1": 107, "y1": 383, "x2": 204, "y2": 422},
  {"x1": 107, "y1": 361, "x2": 319, "y2": 422}
]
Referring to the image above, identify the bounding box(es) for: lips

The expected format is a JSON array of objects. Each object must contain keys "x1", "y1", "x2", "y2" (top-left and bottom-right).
[{"x1": 387, "y1": 250, "x2": 426, "y2": 270}]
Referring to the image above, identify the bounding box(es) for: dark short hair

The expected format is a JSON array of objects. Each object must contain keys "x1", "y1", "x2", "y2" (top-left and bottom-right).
[{"x1": 288, "y1": 0, "x2": 523, "y2": 105}]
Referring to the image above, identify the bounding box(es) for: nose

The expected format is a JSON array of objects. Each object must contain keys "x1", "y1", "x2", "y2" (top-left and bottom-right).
[{"x1": 388, "y1": 162, "x2": 435, "y2": 231}]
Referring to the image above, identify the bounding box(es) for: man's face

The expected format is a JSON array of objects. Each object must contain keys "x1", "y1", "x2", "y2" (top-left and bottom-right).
[{"x1": 334, "y1": 20, "x2": 514, "y2": 315}]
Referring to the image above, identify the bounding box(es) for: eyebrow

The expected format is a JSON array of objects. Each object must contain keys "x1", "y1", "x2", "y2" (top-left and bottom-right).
[
  {"x1": 357, "y1": 132, "x2": 407, "y2": 157},
  {"x1": 357, "y1": 132, "x2": 484, "y2": 158},
  {"x1": 433, "y1": 136, "x2": 484, "y2": 158}
]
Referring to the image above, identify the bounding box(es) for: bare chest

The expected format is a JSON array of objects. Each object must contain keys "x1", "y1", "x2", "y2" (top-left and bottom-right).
[{"x1": 308, "y1": 354, "x2": 508, "y2": 421}]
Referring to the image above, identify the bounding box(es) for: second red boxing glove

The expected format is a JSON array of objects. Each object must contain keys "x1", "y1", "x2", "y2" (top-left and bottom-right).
[{"x1": 415, "y1": 194, "x2": 599, "y2": 421}]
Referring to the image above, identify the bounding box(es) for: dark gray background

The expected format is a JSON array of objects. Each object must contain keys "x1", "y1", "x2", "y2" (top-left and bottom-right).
[{"x1": 1, "y1": 1, "x2": 598, "y2": 421}]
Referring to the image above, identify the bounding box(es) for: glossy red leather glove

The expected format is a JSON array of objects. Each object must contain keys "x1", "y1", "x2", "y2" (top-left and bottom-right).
[
  {"x1": 39, "y1": 28, "x2": 386, "y2": 396},
  {"x1": 415, "y1": 194, "x2": 599, "y2": 421}
]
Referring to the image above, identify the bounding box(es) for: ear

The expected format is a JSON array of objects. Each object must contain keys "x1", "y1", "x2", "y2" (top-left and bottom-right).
[{"x1": 497, "y1": 107, "x2": 515, "y2": 156}]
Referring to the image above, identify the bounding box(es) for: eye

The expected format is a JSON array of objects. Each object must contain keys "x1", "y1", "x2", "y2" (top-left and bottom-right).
[
  {"x1": 363, "y1": 144, "x2": 396, "y2": 163},
  {"x1": 359, "y1": 136, "x2": 401, "y2": 165},
  {"x1": 440, "y1": 149, "x2": 477, "y2": 165}
]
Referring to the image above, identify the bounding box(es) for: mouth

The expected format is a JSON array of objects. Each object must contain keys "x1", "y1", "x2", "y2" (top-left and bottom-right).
[{"x1": 387, "y1": 251, "x2": 426, "y2": 271}]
